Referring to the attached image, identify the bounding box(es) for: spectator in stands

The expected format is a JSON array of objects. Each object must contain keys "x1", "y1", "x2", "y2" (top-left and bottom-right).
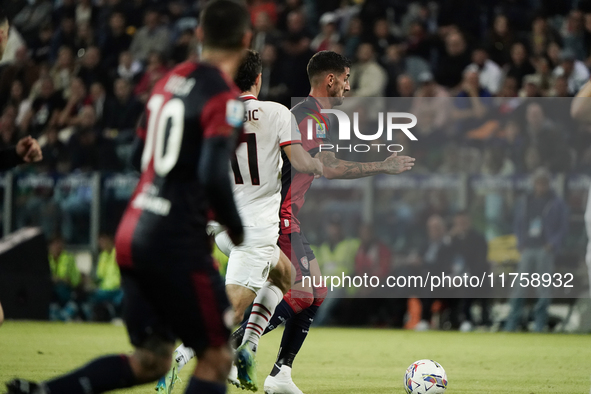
[
  {"x1": 546, "y1": 41, "x2": 562, "y2": 69},
  {"x1": 448, "y1": 210, "x2": 491, "y2": 331},
  {"x1": 103, "y1": 78, "x2": 142, "y2": 138},
  {"x1": 505, "y1": 168, "x2": 568, "y2": 332},
  {"x1": 562, "y1": 9, "x2": 585, "y2": 61},
  {"x1": 453, "y1": 69, "x2": 492, "y2": 137},
  {"x1": 11, "y1": 0, "x2": 52, "y2": 43},
  {"x1": 73, "y1": 22, "x2": 96, "y2": 57},
  {"x1": 6, "y1": 80, "x2": 31, "y2": 126},
  {"x1": 281, "y1": 10, "x2": 314, "y2": 97},
  {"x1": 530, "y1": 57, "x2": 554, "y2": 95},
  {"x1": 410, "y1": 71, "x2": 450, "y2": 143},
  {"x1": 116, "y1": 50, "x2": 142, "y2": 82},
  {"x1": 550, "y1": 75, "x2": 571, "y2": 97},
  {"x1": 88, "y1": 82, "x2": 106, "y2": 124},
  {"x1": 99, "y1": 12, "x2": 132, "y2": 73},
  {"x1": 29, "y1": 24, "x2": 53, "y2": 64},
  {"x1": 435, "y1": 30, "x2": 471, "y2": 89},
  {"x1": 129, "y1": 8, "x2": 170, "y2": 64},
  {"x1": 170, "y1": 28, "x2": 193, "y2": 65},
  {"x1": 311, "y1": 12, "x2": 340, "y2": 53},
  {"x1": 484, "y1": 14, "x2": 515, "y2": 66},
  {"x1": 0, "y1": 46, "x2": 39, "y2": 106},
  {"x1": 50, "y1": 46, "x2": 77, "y2": 94},
  {"x1": 414, "y1": 214, "x2": 454, "y2": 331},
  {"x1": 313, "y1": 216, "x2": 361, "y2": 326},
  {"x1": 505, "y1": 42, "x2": 536, "y2": 88},
  {"x1": 405, "y1": 20, "x2": 432, "y2": 62},
  {"x1": 48, "y1": 235, "x2": 81, "y2": 321},
  {"x1": 524, "y1": 102, "x2": 571, "y2": 172},
  {"x1": 397, "y1": 74, "x2": 415, "y2": 98},
  {"x1": 372, "y1": 18, "x2": 398, "y2": 59},
  {"x1": 57, "y1": 77, "x2": 88, "y2": 128},
  {"x1": 82, "y1": 233, "x2": 123, "y2": 321},
  {"x1": 529, "y1": 14, "x2": 562, "y2": 58},
  {"x1": 468, "y1": 47, "x2": 502, "y2": 95},
  {"x1": 50, "y1": 13, "x2": 76, "y2": 63},
  {"x1": 67, "y1": 105, "x2": 120, "y2": 172},
  {"x1": 348, "y1": 43, "x2": 387, "y2": 97},
  {"x1": 343, "y1": 16, "x2": 362, "y2": 59},
  {"x1": 75, "y1": 0, "x2": 97, "y2": 27},
  {"x1": 258, "y1": 44, "x2": 289, "y2": 106},
  {"x1": 76, "y1": 46, "x2": 109, "y2": 90},
  {"x1": 20, "y1": 76, "x2": 65, "y2": 137},
  {"x1": 552, "y1": 48, "x2": 589, "y2": 95}
]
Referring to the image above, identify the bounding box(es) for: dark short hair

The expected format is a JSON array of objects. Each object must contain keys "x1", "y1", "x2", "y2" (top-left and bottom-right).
[
  {"x1": 0, "y1": 6, "x2": 8, "y2": 24},
  {"x1": 235, "y1": 49, "x2": 262, "y2": 92},
  {"x1": 200, "y1": 0, "x2": 250, "y2": 50},
  {"x1": 307, "y1": 50, "x2": 351, "y2": 83}
]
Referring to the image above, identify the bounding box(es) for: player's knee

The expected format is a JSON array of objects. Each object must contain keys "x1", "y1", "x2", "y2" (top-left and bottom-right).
[
  {"x1": 131, "y1": 339, "x2": 174, "y2": 382},
  {"x1": 286, "y1": 290, "x2": 314, "y2": 313}
]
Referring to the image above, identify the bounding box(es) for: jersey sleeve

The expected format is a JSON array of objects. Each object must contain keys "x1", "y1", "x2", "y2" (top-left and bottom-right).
[
  {"x1": 201, "y1": 92, "x2": 245, "y2": 139},
  {"x1": 277, "y1": 107, "x2": 302, "y2": 147},
  {"x1": 297, "y1": 114, "x2": 333, "y2": 157}
]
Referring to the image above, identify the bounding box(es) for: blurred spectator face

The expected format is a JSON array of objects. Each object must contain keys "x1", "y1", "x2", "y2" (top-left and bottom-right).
[
  {"x1": 110, "y1": 12, "x2": 125, "y2": 33},
  {"x1": 463, "y1": 69, "x2": 480, "y2": 90},
  {"x1": 553, "y1": 76, "x2": 569, "y2": 97},
  {"x1": 255, "y1": 12, "x2": 272, "y2": 32},
  {"x1": 15, "y1": 46, "x2": 28, "y2": 63},
  {"x1": 322, "y1": 21, "x2": 337, "y2": 36},
  {"x1": 524, "y1": 81, "x2": 540, "y2": 97},
  {"x1": 78, "y1": 22, "x2": 92, "y2": 40},
  {"x1": 48, "y1": 238, "x2": 64, "y2": 258},
  {"x1": 385, "y1": 44, "x2": 401, "y2": 63},
  {"x1": 585, "y1": 13, "x2": 591, "y2": 32},
  {"x1": 40, "y1": 26, "x2": 53, "y2": 42},
  {"x1": 547, "y1": 42, "x2": 561, "y2": 65},
  {"x1": 119, "y1": 51, "x2": 133, "y2": 68},
  {"x1": 510, "y1": 43, "x2": 526, "y2": 65},
  {"x1": 534, "y1": 175, "x2": 550, "y2": 197},
  {"x1": 329, "y1": 42, "x2": 344, "y2": 55},
  {"x1": 408, "y1": 21, "x2": 424, "y2": 38},
  {"x1": 327, "y1": 222, "x2": 343, "y2": 244},
  {"x1": 568, "y1": 10, "x2": 584, "y2": 33},
  {"x1": 427, "y1": 215, "x2": 446, "y2": 242},
  {"x1": 90, "y1": 82, "x2": 105, "y2": 100},
  {"x1": 287, "y1": 11, "x2": 305, "y2": 34},
  {"x1": 504, "y1": 121, "x2": 520, "y2": 142},
  {"x1": 41, "y1": 78, "x2": 54, "y2": 98},
  {"x1": 445, "y1": 32, "x2": 465, "y2": 57},
  {"x1": 532, "y1": 17, "x2": 546, "y2": 34},
  {"x1": 147, "y1": 52, "x2": 163, "y2": 71},
  {"x1": 114, "y1": 79, "x2": 131, "y2": 101},
  {"x1": 499, "y1": 76, "x2": 518, "y2": 96},
  {"x1": 526, "y1": 103, "x2": 544, "y2": 128},
  {"x1": 83, "y1": 47, "x2": 101, "y2": 68},
  {"x1": 70, "y1": 77, "x2": 86, "y2": 99},
  {"x1": 10, "y1": 80, "x2": 23, "y2": 101},
  {"x1": 62, "y1": 17, "x2": 75, "y2": 34},
  {"x1": 493, "y1": 15, "x2": 508, "y2": 36},
  {"x1": 348, "y1": 17, "x2": 362, "y2": 37},
  {"x1": 472, "y1": 48, "x2": 487, "y2": 66},
  {"x1": 535, "y1": 57, "x2": 550, "y2": 74},
  {"x1": 144, "y1": 11, "x2": 159, "y2": 30},
  {"x1": 261, "y1": 44, "x2": 277, "y2": 66},
  {"x1": 397, "y1": 75, "x2": 415, "y2": 97},
  {"x1": 561, "y1": 58, "x2": 574, "y2": 76},
  {"x1": 98, "y1": 234, "x2": 114, "y2": 251},
  {"x1": 356, "y1": 43, "x2": 374, "y2": 63},
  {"x1": 57, "y1": 46, "x2": 74, "y2": 68},
  {"x1": 374, "y1": 19, "x2": 389, "y2": 39},
  {"x1": 0, "y1": 106, "x2": 16, "y2": 136},
  {"x1": 453, "y1": 213, "x2": 471, "y2": 235},
  {"x1": 79, "y1": 106, "x2": 96, "y2": 128}
]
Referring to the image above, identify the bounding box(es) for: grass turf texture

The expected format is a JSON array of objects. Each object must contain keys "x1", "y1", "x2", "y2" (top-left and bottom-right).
[{"x1": 1, "y1": 321, "x2": 590, "y2": 393}]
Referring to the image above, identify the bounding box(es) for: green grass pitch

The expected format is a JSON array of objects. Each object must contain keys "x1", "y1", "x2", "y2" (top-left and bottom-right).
[{"x1": 1, "y1": 321, "x2": 590, "y2": 393}]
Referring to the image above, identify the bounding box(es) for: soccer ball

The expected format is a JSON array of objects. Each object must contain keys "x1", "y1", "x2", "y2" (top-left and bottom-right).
[{"x1": 404, "y1": 359, "x2": 447, "y2": 394}]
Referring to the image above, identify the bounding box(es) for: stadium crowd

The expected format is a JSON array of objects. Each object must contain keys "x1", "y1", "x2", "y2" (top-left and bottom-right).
[{"x1": 2, "y1": 0, "x2": 591, "y2": 331}]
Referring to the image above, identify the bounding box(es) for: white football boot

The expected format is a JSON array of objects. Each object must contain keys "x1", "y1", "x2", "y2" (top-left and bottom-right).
[
  {"x1": 228, "y1": 363, "x2": 244, "y2": 389},
  {"x1": 263, "y1": 365, "x2": 304, "y2": 394}
]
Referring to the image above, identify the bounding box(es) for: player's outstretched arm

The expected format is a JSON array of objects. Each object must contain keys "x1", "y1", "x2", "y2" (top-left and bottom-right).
[
  {"x1": 283, "y1": 144, "x2": 323, "y2": 177},
  {"x1": 317, "y1": 151, "x2": 415, "y2": 179},
  {"x1": 0, "y1": 136, "x2": 43, "y2": 171},
  {"x1": 199, "y1": 136, "x2": 244, "y2": 245},
  {"x1": 571, "y1": 80, "x2": 591, "y2": 122}
]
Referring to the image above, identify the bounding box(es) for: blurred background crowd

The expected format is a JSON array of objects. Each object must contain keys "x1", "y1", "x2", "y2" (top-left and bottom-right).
[{"x1": 2, "y1": 0, "x2": 591, "y2": 332}]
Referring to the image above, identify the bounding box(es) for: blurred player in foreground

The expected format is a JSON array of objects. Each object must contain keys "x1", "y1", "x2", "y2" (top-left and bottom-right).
[
  {"x1": 232, "y1": 50, "x2": 415, "y2": 394},
  {"x1": 156, "y1": 49, "x2": 324, "y2": 393},
  {"x1": 6, "y1": 1, "x2": 250, "y2": 393}
]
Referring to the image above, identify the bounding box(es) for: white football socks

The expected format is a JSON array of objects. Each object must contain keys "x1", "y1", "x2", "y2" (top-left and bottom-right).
[
  {"x1": 174, "y1": 343, "x2": 195, "y2": 371},
  {"x1": 242, "y1": 282, "x2": 283, "y2": 352}
]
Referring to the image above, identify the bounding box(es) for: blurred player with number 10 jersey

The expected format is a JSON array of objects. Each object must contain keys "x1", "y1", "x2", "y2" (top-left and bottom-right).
[{"x1": 6, "y1": 2, "x2": 251, "y2": 394}]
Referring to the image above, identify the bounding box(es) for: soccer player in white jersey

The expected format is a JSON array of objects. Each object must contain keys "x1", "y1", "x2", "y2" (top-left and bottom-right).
[{"x1": 156, "y1": 50, "x2": 323, "y2": 393}]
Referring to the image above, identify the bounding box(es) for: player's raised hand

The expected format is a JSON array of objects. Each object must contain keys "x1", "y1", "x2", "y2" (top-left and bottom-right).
[
  {"x1": 381, "y1": 152, "x2": 415, "y2": 174},
  {"x1": 16, "y1": 136, "x2": 43, "y2": 163}
]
